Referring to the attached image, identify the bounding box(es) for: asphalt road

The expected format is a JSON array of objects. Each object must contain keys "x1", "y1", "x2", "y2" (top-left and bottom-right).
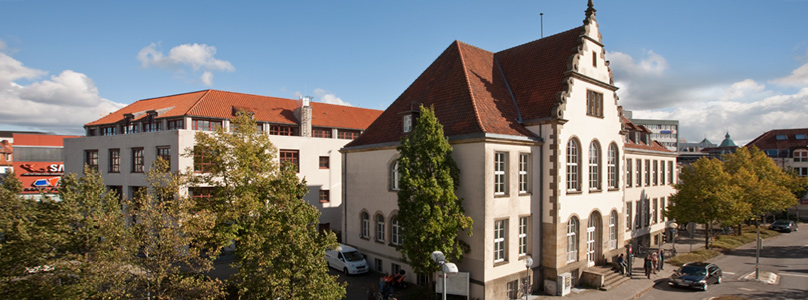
[{"x1": 639, "y1": 225, "x2": 808, "y2": 300}]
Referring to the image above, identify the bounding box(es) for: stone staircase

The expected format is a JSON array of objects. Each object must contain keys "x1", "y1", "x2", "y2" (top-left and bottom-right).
[{"x1": 581, "y1": 265, "x2": 632, "y2": 291}]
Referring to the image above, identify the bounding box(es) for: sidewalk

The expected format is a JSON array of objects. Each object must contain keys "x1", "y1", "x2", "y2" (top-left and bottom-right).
[{"x1": 534, "y1": 229, "x2": 708, "y2": 300}]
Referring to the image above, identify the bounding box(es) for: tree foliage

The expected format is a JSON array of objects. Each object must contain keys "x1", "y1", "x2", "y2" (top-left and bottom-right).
[
  {"x1": 722, "y1": 147, "x2": 798, "y2": 217},
  {"x1": 191, "y1": 111, "x2": 344, "y2": 300},
  {"x1": 129, "y1": 158, "x2": 224, "y2": 300},
  {"x1": 396, "y1": 105, "x2": 473, "y2": 275},
  {"x1": 666, "y1": 158, "x2": 748, "y2": 248}
]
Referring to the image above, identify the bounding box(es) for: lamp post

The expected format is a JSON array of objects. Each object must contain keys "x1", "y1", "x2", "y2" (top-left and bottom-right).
[
  {"x1": 432, "y1": 251, "x2": 458, "y2": 300},
  {"x1": 668, "y1": 222, "x2": 678, "y2": 255},
  {"x1": 524, "y1": 256, "x2": 533, "y2": 300}
]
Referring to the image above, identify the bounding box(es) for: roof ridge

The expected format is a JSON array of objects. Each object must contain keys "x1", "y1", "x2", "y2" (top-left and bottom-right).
[
  {"x1": 184, "y1": 89, "x2": 213, "y2": 116},
  {"x1": 455, "y1": 40, "x2": 487, "y2": 134}
]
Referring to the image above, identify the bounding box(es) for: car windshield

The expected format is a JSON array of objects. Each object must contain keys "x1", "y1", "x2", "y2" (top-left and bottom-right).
[
  {"x1": 773, "y1": 220, "x2": 789, "y2": 226},
  {"x1": 680, "y1": 265, "x2": 707, "y2": 276},
  {"x1": 343, "y1": 251, "x2": 364, "y2": 262}
]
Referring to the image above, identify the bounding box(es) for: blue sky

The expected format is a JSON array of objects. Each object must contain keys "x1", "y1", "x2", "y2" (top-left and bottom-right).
[{"x1": 2, "y1": 0, "x2": 807, "y2": 145}]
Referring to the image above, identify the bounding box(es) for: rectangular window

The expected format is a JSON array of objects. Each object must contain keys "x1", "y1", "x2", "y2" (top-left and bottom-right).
[
  {"x1": 374, "y1": 258, "x2": 383, "y2": 272},
  {"x1": 643, "y1": 199, "x2": 650, "y2": 227},
  {"x1": 189, "y1": 187, "x2": 215, "y2": 200},
  {"x1": 376, "y1": 214, "x2": 385, "y2": 242},
  {"x1": 319, "y1": 156, "x2": 330, "y2": 169},
  {"x1": 101, "y1": 126, "x2": 116, "y2": 136},
  {"x1": 255, "y1": 122, "x2": 264, "y2": 133},
  {"x1": 518, "y1": 153, "x2": 529, "y2": 194},
  {"x1": 494, "y1": 219, "x2": 507, "y2": 262},
  {"x1": 635, "y1": 159, "x2": 642, "y2": 187},
  {"x1": 279, "y1": 150, "x2": 300, "y2": 172},
  {"x1": 337, "y1": 129, "x2": 360, "y2": 140},
  {"x1": 626, "y1": 159, "x2": 632, "y2": 188},
  {"x1": 518, "y1": 216, "x2": 529, "y2": 256},
  {"x1": 494, "y1": 152, "x2": 507, "y2": 195},
  {"x1": 653, "y1": 160, "x2": 659, "y2": 185},
  {"x1": 319, "y1": 190, "x2": 329, "y2": 203},
  {"x1": 167, "y1": 119, "x2": 184, "y2": 130},
  {"x1": 668, "y1": 161, "x2": 674, "y2": 184},
  {"x1": 507, "y1": 280, "x2": 518, "y2": 299},
  {"x1": 652, "y1": 198, "x2": 658, "y2": 224},
  {"x1": 85, "y1": 150, "x2": 99, "y2": 173},
  {"x1": 661, "y1": 197, "x2": 667, "y2": 221},
  {"x1": 193, "y1": 147, "x2": 213, "y2": 173},
  {"x1": 108, "y1": 149, "x2": 120, "y2": 173},
  {"x1": 157, "y1": 146, "x2": 171, "y2": 169},
  {"x1": 402, "y1": 115, "x2": 413, "y2": 133},
  {"x1": 635, "y1": 200, "x2": 642, "y2": 229},
  {"x1": 644, "y1": 160, "x2": 650, "y2": 186},
  {"x1": 794, "y1": 150, "x2": 808, "y2": 162},
  {"x1": 626, "y1": 202, "x2": 633, "y2": 231},
  {"x1": 192, "y1": 119, "x2": 222, "y2": 131},
  {"x1": 131, "y1": 148, "x2": 144, "y2": 173},
  {"x1": 312, "y1": 127, "x2": 332, "y2": 138},
  {"x1": 586, "y1": 90, "x2": 604, "y2": 117},
  {"x1": 392, "y1": 217, "x2": 402, "y2": 246},
  {"x1": 660, "y1": 160, "x2": 666, "y2": 185},
  {"x1": 143, "y1": 120, "x2": 161, "y2": 132},
  {"x1": 269, "y1": 124, "x2": 300, "y2": 136},
  {"x1": 124, "y1": 123, "x2": 139, "y2": 134}
]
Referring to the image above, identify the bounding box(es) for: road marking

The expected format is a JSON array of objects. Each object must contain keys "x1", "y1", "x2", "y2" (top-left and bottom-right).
[
  {"x1": 723, "y1": 271, "x2": 735, "y2": 275},
  {"x1": 739, "y1": 287, "x2": 756, "y2": 292},
  {"x1": 780, "y1": 272, "x2": 808, "y2": 278}
]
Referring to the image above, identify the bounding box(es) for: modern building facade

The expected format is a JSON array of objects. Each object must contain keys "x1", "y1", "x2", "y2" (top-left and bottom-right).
[
  {"x1": 746, "y1": 128, "x2": 808, "y2": 216},
  {"x1": 64, "y1": 89, "x2": 382, "y2": 233},
  {"x1": 624, "y1": 111, "x2": 679, "y2": 152},
  {"x1": 341, "y1": 2, "x2": 641, "y2": 298},
  {"x1": 11, "y1": 134, "x2": 79, "y2": 200}
]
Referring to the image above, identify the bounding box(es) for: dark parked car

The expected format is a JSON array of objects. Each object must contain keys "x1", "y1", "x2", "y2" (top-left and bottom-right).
[
  {"x1": 769, "y1": 220, "x2": 798, "y2": 233},
  {"x1": 668, "y1": 262, "x2": 722, "y2": 291}
]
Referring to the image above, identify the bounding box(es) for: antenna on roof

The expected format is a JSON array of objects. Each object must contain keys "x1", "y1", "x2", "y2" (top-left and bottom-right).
[{"x1": 540, "y1": 13, "x2": 544, "y2": 38}]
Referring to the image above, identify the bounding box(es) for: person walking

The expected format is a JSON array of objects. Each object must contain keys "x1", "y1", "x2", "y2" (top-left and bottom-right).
[
  {"x1": 651, "y1": 252, "x2": 659, "y2": 274},
  {"x1": 658, "y1": 250, "x2": 665, "y2": 271},
  {"x1": 644, "y1": 255, "x2": 653, "y2": 279}
]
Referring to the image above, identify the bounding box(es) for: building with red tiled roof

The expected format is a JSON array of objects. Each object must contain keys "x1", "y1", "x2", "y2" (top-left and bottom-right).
[
  {"x1": 65, "y1": 90, "x2": 382, "y2": 231},
  {"x1": 745, "y1": 128, "x2": 808, "y2": 213},
  {"x1": 340, "y1": 2, "x2": 671, "y2": 298},
  {"x1": 622, "y1": 116, "x2": 677, "y2": 258}
]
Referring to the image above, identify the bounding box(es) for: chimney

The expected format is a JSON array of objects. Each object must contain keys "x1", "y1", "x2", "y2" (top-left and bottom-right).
[{"x1": 298, "y1": 96, "x2": 313, "y2": 137}]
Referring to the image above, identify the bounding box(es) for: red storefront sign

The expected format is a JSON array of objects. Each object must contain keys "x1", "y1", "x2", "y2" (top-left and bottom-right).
[{"x1": 14, "y1": 162, "x2": 64, "y2": 193}]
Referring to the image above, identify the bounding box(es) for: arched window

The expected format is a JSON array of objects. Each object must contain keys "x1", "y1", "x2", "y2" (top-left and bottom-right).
[
  {"x1": 567, "y1": 139, "x2": 580, "y2": 191},
  {"x1": 609, "y1": 210, "x2": 617, "y2": 249},
  {"x1": 376, "y1": 214, "x2": 385, "y2": 242},
  {"x1": 361, "y1": 212, "x2": 369, "y2": 238},
  {"x1": 390, "y1": 161, "x2": 400, "y2": 191},
  {"x1": 567, "y1": 217, "x2": 579, "y2": 262},
  {"x1": 607, "y1": 143, "x2": 619, "y2": 189},
  {"x1": 589, "y1": 142, "x2": 601, "y2": 190},
  {"x1": 391, "y1": 216, "x2": 402, "y2": 246}
]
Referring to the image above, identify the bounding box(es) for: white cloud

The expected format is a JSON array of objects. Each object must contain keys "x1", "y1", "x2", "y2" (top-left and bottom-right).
[
  {"x1": 720, "y1": 79, "x2": 766, "y2": 101},
  {"x1": 0, "y1": 50, "x2": 126, "y2": 135},
  {"x1": 294, "y1": 89, "x2": 353, "y2": 106},
  {"x1": 772, "y1": 62, "x2": 808, "y2": 87},
  {"x1": 608, "y1": 50, "x2": 667, "y2": 77},
  {"x1": 137, "y1": 42, "x2": 234, "y2": 86}
]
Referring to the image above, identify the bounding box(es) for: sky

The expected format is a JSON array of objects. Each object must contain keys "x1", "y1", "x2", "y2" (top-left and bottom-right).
[{"x1": 1, "y1": 0, "x2": 807, "y2": 146}]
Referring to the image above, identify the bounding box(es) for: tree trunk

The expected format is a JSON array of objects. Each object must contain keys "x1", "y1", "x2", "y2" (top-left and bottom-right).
[
  {"x1": 737, "y1": 223, "x2": 743, "y2": 236},
  {"x1": 704, "y1": 223, "x2": 711, "y2": 249}
]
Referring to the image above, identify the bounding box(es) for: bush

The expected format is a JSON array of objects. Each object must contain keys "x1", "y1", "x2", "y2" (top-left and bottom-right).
[{"x1": 667, "y1": 249, "x2": 722, "y2": 266}]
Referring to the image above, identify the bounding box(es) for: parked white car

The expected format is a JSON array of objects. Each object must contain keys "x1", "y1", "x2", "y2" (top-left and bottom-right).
[{"x1": 325, "y1": 244, "x2": 368, "y2": 275}]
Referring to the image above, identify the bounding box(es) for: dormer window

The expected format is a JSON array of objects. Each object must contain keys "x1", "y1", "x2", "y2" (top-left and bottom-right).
[
  {"x1": 775, "y1": 135, "x2": 787, "y2": 141},
  {"x1": 402, "y1": 115, "x2": 413, "y2": 133}
]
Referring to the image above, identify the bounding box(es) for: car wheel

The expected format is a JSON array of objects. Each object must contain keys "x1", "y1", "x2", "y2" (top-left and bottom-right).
[
  {"x1": 717, "y1": 276, "x2": 722, "y2": 284},
  {"x1": 343, "y1": 268, "x2": 349, "y2": 275}
]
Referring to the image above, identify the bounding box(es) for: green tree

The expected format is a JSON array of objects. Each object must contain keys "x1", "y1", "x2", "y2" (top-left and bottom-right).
[
  {"x1": 666, "y1": 158, "x2": 748, "y2": 248},
  {"x1": 191, "y1": 111, "x2": 344, "y2": 300},
  {"x1": 129, "y1": 158, "x2": 224, "y2": 300},
  {"x1": 396, "y1": 105, "x2": 473, "y2": 276},
  {"x1": 722, "y1": 147, "x2": 798, "y2": 225}
]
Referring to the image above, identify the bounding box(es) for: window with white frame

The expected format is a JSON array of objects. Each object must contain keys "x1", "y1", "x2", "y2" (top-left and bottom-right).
[
  {"x1": 589, "y1": 142, "x2": 601, "y2": 190},
  {"x1": 609, "y1": 210, "x2": 617, "y2": 249},
  {"x1": 519, "y1": 153, "x2": 529, "y2": 194},
  {"x1": 607, "y1": 144, "x2": 618, "y2": 189},
  {"x1": 390, "y1": 161, "x2": 400, "y2": 191},
  {"x1": 652, "y1": 198, "x2": 658, "y2": 224},
  {"x1": 361, "y1": 212, "x2": 369, "y2": 238},
  {"x1": 626, "y1": 202, "x2": 633, "y2": 231},
  {"x1": 626, "y1": 159, "x2": 632, "y2": 188},
  {"x1": 653, "y1": 160, "x2": 659, "y2": 185},
  {"x1": 795, "y1": 149, "x2": 808, "y2": 162},
  {"x1": 661, "y1": 197, "x2": 667, "y2": 221},
  {"x1": 643, "y1": 198, "x2": 650, "y2": 227},
  {"x1": 402, "y1": 115, "x2": 413, "y2": 133},
  {"x1": 567, "y1": 217, "x2": 579, "y2": 262},
  {"x1": 567, "y1": 139, "x2": 580, "y2": 191},
  {"x1": 494, "y1": 152, "x2": 508, "y2": 195},
  {"x1": 519, "y1": 216, "x2": 529, "y2": 256},
  {"x1": 635, "y1": 201, "x2": 642, "y2": 229},
  {"x1": 586, "y1": 90, "x2": 604, "y2": 117},
  {"x1": 660, "y1": 160, "x2": 666, "y2": 185},
  {"x1": 668, "y1": 161, "x2": 674, "y2": 184},
  {"x1": 391, "y1": 216, "x2": 402, "y2": 246},
  {"x1": 644, "y1": 160, "x2": 650, "y2": 186},
  {"x1": 494, "y1": 219, "x2": 507, "y2": 262},
  {"x1": 376, "y1": 214, "x2": 385, "y2": 242},
  {"x1": 636, "y1": 159, "x2": 642, "y2": 187},
  {"x1": 507, "y1": 280, "x2": 519, "y2": 299}
]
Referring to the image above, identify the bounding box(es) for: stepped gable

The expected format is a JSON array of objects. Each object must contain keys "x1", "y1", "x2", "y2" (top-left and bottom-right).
[
  {"x1": 494, "y1": 26, "x2": 585, "y2": 121},
  {"x1": 86, "y1": 90, "x2": 381, "y2": 130}
]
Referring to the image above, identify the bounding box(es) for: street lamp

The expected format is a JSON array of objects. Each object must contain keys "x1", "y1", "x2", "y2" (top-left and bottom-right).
[
  {"x1": 668, "y1": 222, "x2": 678, "y2": 255},
  {"x1": 524, "y1": 256, "x2": 533, "y2": 300},
  {"x1": 432, "y1": 251, "x2": 458, "y2": 300}
]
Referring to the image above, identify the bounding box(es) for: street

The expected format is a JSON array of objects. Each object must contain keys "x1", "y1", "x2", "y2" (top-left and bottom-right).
[{"x1": 639, "y1": 226, "x2": 808, "y2": 300}]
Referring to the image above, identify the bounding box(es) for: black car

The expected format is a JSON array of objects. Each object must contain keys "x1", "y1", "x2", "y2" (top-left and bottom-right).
[
  {"x1": 668, "y1": 262, "x2": 722, "y2": 291},
  {"x1": 769, "y1": 220, "x2": 798, "y2": 233}
]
